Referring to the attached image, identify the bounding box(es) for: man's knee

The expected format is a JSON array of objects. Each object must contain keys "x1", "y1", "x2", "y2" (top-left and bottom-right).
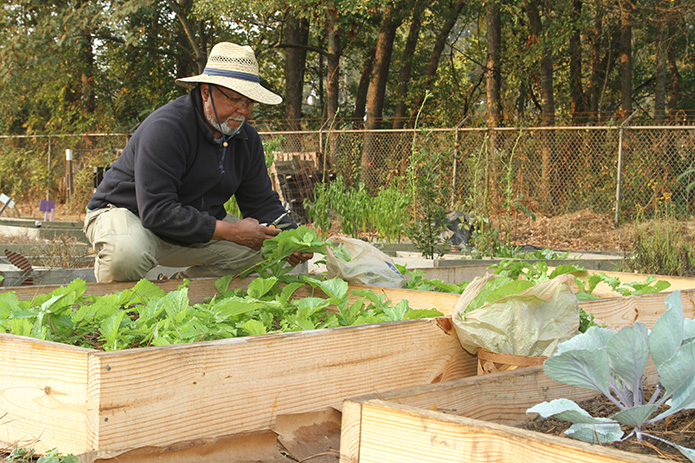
[{"x1": 95, "y1": 237, "x2": 157, "y2": 282}]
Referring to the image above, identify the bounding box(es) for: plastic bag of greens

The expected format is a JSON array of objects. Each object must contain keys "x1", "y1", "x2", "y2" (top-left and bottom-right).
[
  {"x1": 452, "y1": 273, "x2": 579, "y2": 357},
  {"x1": 326, "y1": 236, "x2": 406, "y2": 288}
]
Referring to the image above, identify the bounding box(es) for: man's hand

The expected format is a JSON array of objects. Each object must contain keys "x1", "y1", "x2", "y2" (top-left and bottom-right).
[
  {"x1": 287, "y1": 251, "x2": 313, "y2": 266},
  {"x1": 213, "y1": 217, "x2": 280, "y2": 250}
]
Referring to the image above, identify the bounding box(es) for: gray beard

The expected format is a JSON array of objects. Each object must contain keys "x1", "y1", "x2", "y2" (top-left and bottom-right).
[{"x1": 204, "y1": 106, "x2": 245, "y2": 137}]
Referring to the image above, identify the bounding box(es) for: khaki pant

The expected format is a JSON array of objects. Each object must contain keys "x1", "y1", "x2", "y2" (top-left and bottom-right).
[{"x1": 84, "y1": 205, "x2": 263, "y2": 282}]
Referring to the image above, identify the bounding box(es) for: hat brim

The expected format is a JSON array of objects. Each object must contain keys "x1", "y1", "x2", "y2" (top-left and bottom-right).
[{"x1": 176, "y1": 75, "x2": 283, "y2": 105}]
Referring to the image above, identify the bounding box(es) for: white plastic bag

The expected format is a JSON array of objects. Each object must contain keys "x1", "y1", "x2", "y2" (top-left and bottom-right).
[
  {"x1": 326, "y1": 237, "x2": 406, "y2": 288},
  {"x1": 452, "y1": 273, "x2": 580, "y2": 357}
]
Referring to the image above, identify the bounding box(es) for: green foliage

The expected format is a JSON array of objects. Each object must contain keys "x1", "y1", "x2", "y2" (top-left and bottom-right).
[
  {"x1": 401, "y1": 258, "x2": 670, "y2": 333},
  {"x1": 370, "y1": 179, "x2": 410, "y2": 243},
  {"x1": 239, "y1": 225, "x2": 330, "y2": 278},
  {"x1": 397, "y1": 265, "x2": 470, "y2": 294},
  {"x1": 0, "y1": 226, "x2": 448, "y2": 351},
  {"x1": 304, "y1": 174, "x2": 409, "y2": 242},
  {"x1": 6, "y1": 447, "x2": 77, "y2": 463},
  {"x1": 0, "y1": 271, "x2": 443, "y2": 350},
  {"x1": 304, "y1": 181, "x2": 333, "y2": 236},
  {"x1": 405, "y1": 125, "x2": 451, "y2": 259}
]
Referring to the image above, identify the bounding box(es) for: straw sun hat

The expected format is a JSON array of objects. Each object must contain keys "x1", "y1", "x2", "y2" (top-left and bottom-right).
[{"x1": 176, "y1": 42, "x2": 282, "y2": 105}]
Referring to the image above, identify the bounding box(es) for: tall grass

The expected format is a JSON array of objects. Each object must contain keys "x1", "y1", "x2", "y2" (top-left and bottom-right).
[{"x1": 624, "y1": 184, "x2": 695, "y2": 276}]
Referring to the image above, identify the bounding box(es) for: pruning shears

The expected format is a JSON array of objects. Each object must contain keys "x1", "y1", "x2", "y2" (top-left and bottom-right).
[{"x1": 264, "y1": 212, "x2": 289, "y2": 229}]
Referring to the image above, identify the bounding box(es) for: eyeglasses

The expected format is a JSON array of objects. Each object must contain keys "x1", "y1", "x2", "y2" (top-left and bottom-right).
[{"x1": 215, "y1": 86, "x2": 254, "y2": 109}]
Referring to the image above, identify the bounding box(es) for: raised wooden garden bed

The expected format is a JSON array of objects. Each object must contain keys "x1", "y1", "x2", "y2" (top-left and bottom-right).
[
  {"x1": 340, "y1": 367, "x2": 664, "y2": 463},
  {"x1": 0, "y1": 278, "x2": 473, "y2": 461},
  {"x1": 339, "y1": 291, "x2": 695, "y2": 463},
  {"x1": 1, "y1": 278, "x2": 692, "y2": 461}
]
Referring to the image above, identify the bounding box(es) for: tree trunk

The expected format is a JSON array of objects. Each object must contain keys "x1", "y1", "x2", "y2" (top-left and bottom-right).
[
  {"x1": 486, "y1": 0, "x2": 502, "y2": 127},
  {"x1": 569, "y1": 0, "x2": 587, "y2": 125},
  {"x1": 588, "y1": 5, "x2": 603, "y2": 125},
  {"x1": 284, "y1": 14, "x2": 309, "y2": 132},
  {"x1": 619, "y1": 0, "x2": 634, "y2": 119},
  {"x1": 78, "y1": 35, "x2": 95, "y2": 115},
  {"x1": 353, "y1": 47, "x2": 375, "y2": 129},
  {"x1": 365, "y1": 6, "x2": 401, "y2": 130},
  {"x1": 654, "y1": 15, "x2": 666, "y2": 123},
  {"x1": 362, "y1": 5, "x2": 402, "y2": 192},
  {"x1": 666, "y1": 5, "x2": 681, "y2": 123},
  {"x1": 392, "y1": 4, "x2": 424, "y2": 129},
  {"x1": 165, "y1": 0, "x2": 206, "y2": 72},
  {"x1": 408, "y1": 0, "x2": 467, "y2": 126},
  {"x1": 526, "y1": 0, "x2": 556, "y2": 211},
  {"x1": 326, "y1": 12, "x2": 341, "y2": 128},
  {"x1": 526, "y1": 0, "x2": 554, "y2": 126}
]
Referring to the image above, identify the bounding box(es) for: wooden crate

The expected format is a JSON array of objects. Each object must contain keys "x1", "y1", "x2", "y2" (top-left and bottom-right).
[
  {"x1": 0, "y1": 278, "x2": 473, "y2": 461},
  {"x1": 339, "y1": 291, "x2": 695, "y2": 463}
]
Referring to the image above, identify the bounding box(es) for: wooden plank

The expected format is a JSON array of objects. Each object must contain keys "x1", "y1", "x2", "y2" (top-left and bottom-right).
[
  {"x1": 87, "y1": 317, "x2": 476, "y2": 453},
  {"x1": 578, "y1": 289, "x2": 695, "y2": 329},
  {"x1": 339, "y1": 400, "x2": 363, "y2": 463},
  {"x1": 340, "y1": 365, "x2": 662, "y2": 463},
  {"x1": 0, "y1": 334, "x2": 92, "y2": 454},
  {"x1": 351, "y1": 400, "x2": 663, "y2": 463},
  {"x1": 91, "y1": 430, "x2": 293, "y2": 463},
  {"x1": 344, "y1": 367, "x2": 599, "y2": 426}
]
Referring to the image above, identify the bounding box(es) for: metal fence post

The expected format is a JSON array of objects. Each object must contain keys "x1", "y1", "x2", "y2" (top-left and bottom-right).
[{"x1": 47, "y1": 136, "x2": 52, "y2": 201}]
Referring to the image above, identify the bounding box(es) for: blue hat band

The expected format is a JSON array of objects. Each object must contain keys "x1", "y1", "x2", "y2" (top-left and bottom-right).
[{"x1": 203, "y1": 68, "x2": 260, "y2": 83}]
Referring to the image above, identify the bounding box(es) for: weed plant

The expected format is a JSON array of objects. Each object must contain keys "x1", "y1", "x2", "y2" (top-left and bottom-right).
[
  {"x1": 625, "y1": 185, "x2": 695, "y2": 276},
  {"x1": 403, "y1": 92, "x2": 451, "y2": 258},
  {"x1": 404, "y1": 136, "x2": 450, "y2": 258},
  {"x1": 627, "y1": 219, "x2": 695, "y2": 276}
]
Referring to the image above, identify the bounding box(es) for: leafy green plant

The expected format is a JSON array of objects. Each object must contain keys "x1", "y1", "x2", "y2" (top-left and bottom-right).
[
  {"x1": 625, "y1": 218, "x2": 695, "y2": 277},
  {"x1": 397, "y1": 265, "x2": 470, "y2": 294},
  {"x1": 0, "y1": 272, "x2": 443, "y2": 350},
  {"x1": 304, "y1": 181, "x2": 332, "y2": 236},
  {"x1": 574, "y1": 272, "x2": 671, "y2": 300},
  {"x1": 467, "y1": 218, "x2": 521, "y2": 259},
  {"x1": 527, "y1": 291, "x2": 695, "y2": 461},
  {"x1": 305, "y1": 173, "x2": 410, "y2": 243},
  {"x1": 0, "y1": 227, "x2": 444, "y2": 351},
  {"x1": 237, "y1": 225, "x2": 329, "y2": 278},
  {"x1": 6, "y1": 447, "x2": 77, "y2": 463},
  {"x1": 370, "y1": 179, "x2": 409, "y2": 243},
  {"x1": 404, "y1": 135, "x2": 450, "y2": 258}
]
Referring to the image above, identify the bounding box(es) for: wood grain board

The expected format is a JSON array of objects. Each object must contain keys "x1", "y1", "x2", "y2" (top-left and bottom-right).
[
  {"x1": 0, "y1": 334, "x2": 91, "y2": 454},
  {"x1": 345, "y1": 400, "x2": 663, "y2": 463},
  {"x1": 340, "y1": 367, "x2": 663, "y2": 463}
]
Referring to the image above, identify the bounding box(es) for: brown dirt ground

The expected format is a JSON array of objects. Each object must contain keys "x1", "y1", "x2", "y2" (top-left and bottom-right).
[{"x1": 504, "y1": 209, "x2": 635, "y2": 252}]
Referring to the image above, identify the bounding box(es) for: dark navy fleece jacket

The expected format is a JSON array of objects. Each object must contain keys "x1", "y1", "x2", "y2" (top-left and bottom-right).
[{"x1": 87, "y1": 87, "x2": 289, "y2": 244}]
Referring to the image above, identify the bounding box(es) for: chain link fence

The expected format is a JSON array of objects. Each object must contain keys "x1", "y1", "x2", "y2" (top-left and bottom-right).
[
  {"x1": 263, "y1": 125, "x2": 695, "y2": 226},
  {"x1": 0, "y1": 126, "x2": 693, "y2": 229}
]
